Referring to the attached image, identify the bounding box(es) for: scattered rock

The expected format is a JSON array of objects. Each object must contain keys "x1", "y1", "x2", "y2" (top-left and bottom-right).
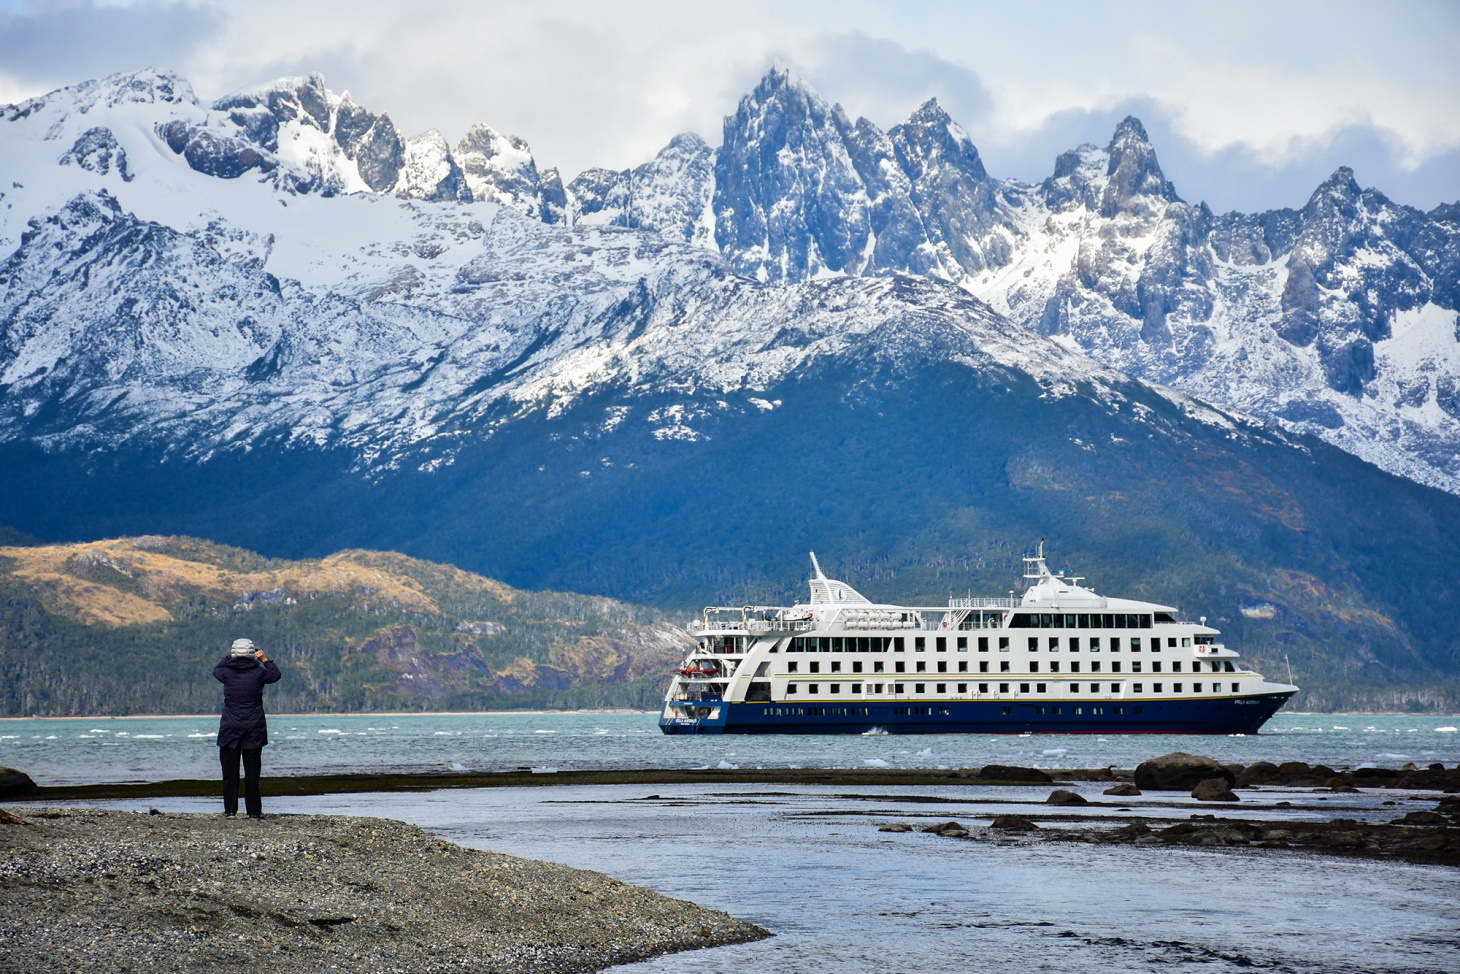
[
  {"x1": 1235, "y1": 760, "x2": 1281, "y2": 786},
  {"x1": 977, "y1": 765, "x2": 1052, "y2": 783},
  {"x1": 1134, "y1": 753, "x2": 1235, "y2": 791},
  {"x1": 1191, "y1": 778, "x2": 1240, "y2": 802},
  {"x1": 877, "y1": 823, "x2": 913, "y2": 833},
  {"x1": 1394, "y1": 811, "x2": 1446, "y2": 826},
  {"x1": 990, "y1": 816, "x2": 1040, "y2": 831},
  {"x1": 0, "y1": 768, "x2": 39, "y2": 800},
  {"x1": 1045, "y1": 789, "x2": 1088, "y2": 805},
  {"x1": 1103, "y1": 783, "x2": 1141, "y2": 797},
  {"x1": 921, "y1": 821, "x2": 968, "y2": 836}
]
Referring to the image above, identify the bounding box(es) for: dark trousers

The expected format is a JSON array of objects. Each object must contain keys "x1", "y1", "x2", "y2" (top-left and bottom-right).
[{"x1": 220, "y1": 746, "x2": 263, "y2": 817}]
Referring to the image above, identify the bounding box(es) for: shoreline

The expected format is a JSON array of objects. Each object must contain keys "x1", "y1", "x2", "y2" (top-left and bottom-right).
[{"x1": 0, "y1": 807, "x2": 769, "y2": 973}]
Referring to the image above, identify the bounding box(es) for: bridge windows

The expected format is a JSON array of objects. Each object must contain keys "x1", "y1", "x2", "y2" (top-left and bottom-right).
[
  {"x1": 1131, "y1": 637, "x2": 1142, "y2": 652},
  {"x1": 874, "y1": 661, "x2": 885, "y2": 673},
  {"x1": 936, "y1": 637, "x2": 947, "y2": 652},
  {"x1": 809, "y1": 661, "x2": 820, "y2": 674},
  {"x1": 1028, "y1": 637, "x2": 1039, "y2": 651},
  {"x1": 830, "y1": 661, "x2": 841, "y2": 673},
  {"x1": 1048, "y1": 637, "x2": 1059, "y2": 652},
  {"x1": 787, "y1": 662, "x2": 798, "y2": 674},
  {"x1": 1069, "y1": 637, "x2": 1079, "y2": 653},
  {"x1": 999, "y1": 637, "x2": 1010, "y2": 651},
  {"x1": 1010, "y1": 613, "x2": 1153, "y2": 629},
  {"x1": 978, "y1": 637, "x2": 989, "y2": 652},
  {"x1": 957, "y1": 637, "x2": 968, "y2": 651},
  {"x1": 915, "y1": 637, "x2": 926, "y2": 651}
]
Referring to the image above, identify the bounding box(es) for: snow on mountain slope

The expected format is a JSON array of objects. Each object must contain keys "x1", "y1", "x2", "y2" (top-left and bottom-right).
[
  {"x1": 1, "y1": 70, "x2": 1265, "y2": 478},
  {"x1": 2, "y1": 67, "x2": 1454, "y2": 496}
]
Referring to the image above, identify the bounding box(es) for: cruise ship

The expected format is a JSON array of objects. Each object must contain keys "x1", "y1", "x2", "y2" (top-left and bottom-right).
[{"x1": 659, "y1": 545, "x2": 1297, "y2": 735}]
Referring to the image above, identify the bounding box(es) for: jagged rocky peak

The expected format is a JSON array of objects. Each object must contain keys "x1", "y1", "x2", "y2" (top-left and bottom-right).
[
  {"x1": 568, "y1": 131, "x2": 715, "y2": 247},
  {"x1": 454, "y1": 123, "x2": 563, "y2": 223},
  {"x1": 1101, "y1": 115, "x2": 1181, "y2": 217},
  {"x1": 714, "y1": 66, "x2": 871, "y2": 282},
  {"x1": 890, "y1": 98, "x2": 989, "y2": 184},
  {"x1": 3, "y1": 67, "x2": 196, "y2": 125},
  {"x1": 395, "y1": 130, "x2": 471, "y2": 202},
  {"x1": 888, "y1": 98, "x2": 1012, "y2": 273}
]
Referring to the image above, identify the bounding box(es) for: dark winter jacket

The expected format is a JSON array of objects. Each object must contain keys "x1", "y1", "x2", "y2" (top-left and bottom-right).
[{"x1": 213, "y1": 655, "x2": 282, "y2": 749}]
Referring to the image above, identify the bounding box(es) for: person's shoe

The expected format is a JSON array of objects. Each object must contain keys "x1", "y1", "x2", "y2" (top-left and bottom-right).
[
  {"x1": 223, "y1": 812, "x2": 236, "y2": 818},
  {"x1": 247, "y1": 813, "x2": 263, "y2": 819}
]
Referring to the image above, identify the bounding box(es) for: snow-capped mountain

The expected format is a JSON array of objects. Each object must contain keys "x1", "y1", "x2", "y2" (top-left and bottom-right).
[
  {"x1": 599, "y1": 70, "x2": 1460, "y2": 496},
  {"x1": 4, "y1": 67, "x2": 1460, "y2": 705}
]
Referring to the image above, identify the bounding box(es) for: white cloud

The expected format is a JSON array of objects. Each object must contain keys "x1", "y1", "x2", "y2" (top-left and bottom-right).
[{"x1": 0, "y1": 0, "x2": 1455, "y2": 208}]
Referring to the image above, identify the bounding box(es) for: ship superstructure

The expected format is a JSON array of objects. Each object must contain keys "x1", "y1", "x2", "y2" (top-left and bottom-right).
[{"x1": 659, "y1": 545, "x2": 1297, "y2": 735}]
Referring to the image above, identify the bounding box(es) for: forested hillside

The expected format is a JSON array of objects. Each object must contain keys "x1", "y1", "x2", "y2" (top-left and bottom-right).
[{"x1": 0, "y1": 535, "x2": 691, "y2": 716}]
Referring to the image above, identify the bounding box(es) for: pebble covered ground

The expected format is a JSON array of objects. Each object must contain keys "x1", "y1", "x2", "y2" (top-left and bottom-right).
[{"x1": 0, "y1": 808, "x2": 768, "y2": 974}]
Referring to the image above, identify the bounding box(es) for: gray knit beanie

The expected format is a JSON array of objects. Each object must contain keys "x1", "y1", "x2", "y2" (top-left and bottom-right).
[{"x1": 230, "y1": 638, "x2": 257, "y2": 657}]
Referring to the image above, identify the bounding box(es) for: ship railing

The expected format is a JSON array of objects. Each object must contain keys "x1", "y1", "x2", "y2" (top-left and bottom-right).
[
  {"x1": 691, "y1": 618, "x2": 815, "y2": 635},
  {"x1": 947, "y1": 597, "x2": 1021, "y2": 609}
]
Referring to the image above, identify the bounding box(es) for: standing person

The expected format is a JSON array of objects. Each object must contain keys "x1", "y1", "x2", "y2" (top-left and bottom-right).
[{"x1": 213, "y1": 638, "x2": 282, "y2": 819}]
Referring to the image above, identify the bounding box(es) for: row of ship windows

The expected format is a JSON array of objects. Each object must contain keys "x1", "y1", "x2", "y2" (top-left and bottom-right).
[
  {"x1": 781, "y1": 681, "x2": 1240, "y2": 695},
  {"x1": 1008, "y1": 613, "x2": 1160, "y2": 629},
  {"x1": 785, "y1": 658, "x2": 1236, "y2": 675},
  {"x1": 785, "y1": 636, "x2": 1198, "y2": 654}
]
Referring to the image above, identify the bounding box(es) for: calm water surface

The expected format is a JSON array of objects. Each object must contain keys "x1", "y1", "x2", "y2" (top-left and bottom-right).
[{"x1": 3, "y1": 711, "x2": 1457, "y2": 786}]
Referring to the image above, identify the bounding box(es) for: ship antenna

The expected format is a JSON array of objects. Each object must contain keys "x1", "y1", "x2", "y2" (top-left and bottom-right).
[
  {"x1": 809, "y1": 551, "x2": 826, "y2": 579},
  {"x1": 1285, "y1": 653, "x2": 1293, "y2": 686}
]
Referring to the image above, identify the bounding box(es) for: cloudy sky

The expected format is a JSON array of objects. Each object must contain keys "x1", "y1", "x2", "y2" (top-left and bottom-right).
[{"x1": 2, "y1": 0, "x2": 1456, "y2": 213}]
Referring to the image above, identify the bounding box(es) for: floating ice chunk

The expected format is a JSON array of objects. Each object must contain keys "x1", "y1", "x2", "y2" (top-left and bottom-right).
[
  {"x1": 1042, "y1": 748, "x2": 1068, "y2": 756},
  {"x1": 863, "y1": 758, "x2": 891, "y2": 767},
  {"x1": 1376, "y1": 752, "x2": 1410, "y2": 761},
  {"x1": 717, "y1": 760, "x2": 738, "y2": 770},
  {"x1": 318, "y1": 729, "x2": 345, "y2": 735},
  {"x1": 1436, "y1": 726, "x2": 1458, "y2": 733},
  {"x1": 530, "y1": 766, "x2": 558, "y2": 774},
  {"x1": 449, "y1": 762, "x2": 469, "y2": 771}
]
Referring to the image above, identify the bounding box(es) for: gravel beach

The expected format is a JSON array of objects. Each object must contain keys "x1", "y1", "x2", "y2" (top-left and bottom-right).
[{"x1": 0, "y1": 807, "x2": 769, "y2": 974}]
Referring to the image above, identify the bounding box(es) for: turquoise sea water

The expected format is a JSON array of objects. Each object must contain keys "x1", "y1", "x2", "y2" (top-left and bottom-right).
[{"x1": 3, "y1": 711, "x2": 1457, "y2": 786}]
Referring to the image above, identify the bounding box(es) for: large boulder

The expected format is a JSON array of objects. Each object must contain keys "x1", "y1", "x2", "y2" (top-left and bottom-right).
[
  {"x1": 978, "y1": 765, "x2": 1053, "y2": 783},
  {"x1": 0, "y1": 768, "x2": 38, "y2": 800},
  {"x1": 1045, "y1": 789, "x2": 1088, "y2": 805},
  {"x1": 1191, "y1": 777, "x2": 1240, "y2": 802},
  {"x1": 1103, "y1": 783, "x2": 1142, "y2": 797},
  {"x1": 1134, "y1": 753, "x2": 1235, "y2": 791}
]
